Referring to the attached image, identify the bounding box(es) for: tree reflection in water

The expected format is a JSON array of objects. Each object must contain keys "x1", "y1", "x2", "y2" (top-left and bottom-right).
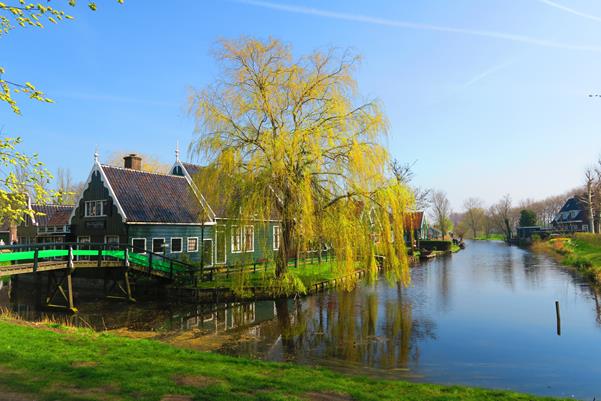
[{"x1": 266, "y1": 282, "x2": 436, "y2": 373}]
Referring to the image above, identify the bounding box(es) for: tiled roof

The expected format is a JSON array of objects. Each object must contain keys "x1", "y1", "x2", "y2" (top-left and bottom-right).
[
  {"x1": 31, "y1": 204, "x2": 74, "y2": 226},
  {"x1": 102, "y1": 165, "x2": 207, "y2": 224},
  {"x1": 403, "y1": 211, "x2": 424, "y2": 231},
  {"x1": 554, "y1": 197, "x2": 587, "y2": 223},
  {"x1": 180, "y1": 161, "x2": 281, "y2": 220}
]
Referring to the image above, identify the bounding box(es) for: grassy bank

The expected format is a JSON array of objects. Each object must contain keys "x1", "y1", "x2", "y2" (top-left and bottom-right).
[
  {"x1": 474, "y1": 234, "x2": 505, "y2": 241},
  {"x1": 197, "y1": 260, "x2": 362, "y2": 292},
  {"x1": 532, "y1": 233, "x2": 601, "y2": 283},
  {"x1": 0, "y1": 319, "x2": 570, "y2": 401}
]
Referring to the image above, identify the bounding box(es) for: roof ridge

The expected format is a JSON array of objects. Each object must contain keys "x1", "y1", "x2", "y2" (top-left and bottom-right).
[
  {"x1": 101, "y1": 164, "x2": 186, "y2": 178},
  {"x1": 32, "y1": 204, "x2": 75, "y2": 208}
]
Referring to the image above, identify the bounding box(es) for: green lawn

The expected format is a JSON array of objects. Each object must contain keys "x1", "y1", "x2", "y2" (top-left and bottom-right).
[
  {"x1": 473, "y1": 234, "x2": 505, "y2": 241},
  {"x1": 198, "y1": 260, "x2": 360, "y2": 290},
  {"x1": 0, "y1": 319, "x2": 570, "y2": 401}
]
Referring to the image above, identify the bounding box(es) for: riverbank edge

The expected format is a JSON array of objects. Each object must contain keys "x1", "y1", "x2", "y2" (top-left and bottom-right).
[
  {"x1": 531, "y1": 235, "x2": 601, "y2": 285},
  {"x1": 0, "y1": 318, "x2": 571, "y2": 401}
]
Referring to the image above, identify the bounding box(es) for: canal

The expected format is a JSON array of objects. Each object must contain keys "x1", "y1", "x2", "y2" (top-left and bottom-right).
[{"x1": 2, "y1": 240, "x2": 601, "y2": 399}]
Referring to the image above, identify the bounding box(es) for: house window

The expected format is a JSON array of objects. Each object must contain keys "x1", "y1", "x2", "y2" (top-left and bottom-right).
[
  {"x1": 105, "y1": 235, "x2": 119, "y2": 244},
  {"x1": 202, "y1": 239, "x2": 213, "y2": 267},
  {"x1": 273, "y1": 225, "x2": 281, "y2": 251},
  {"x1": 131, "y1": 238, "x2": 147, "y2": 254},
  {"x1": 231, "y1": 226, "x2": 242, "y2": 253},
  {"x1": 171, "y1": 237, "x2": 183, "y2": 253},
  {"x1": 85, "y1": 200, "x2": 108, "y2": 217},
  {"x1": 187, "y1": 237, "x2": 199, "y2": 253},
  {"x1": 244, "y1": 225, "x2": 254, "y2": 252},
  {"x1": 583, "y1": 225, "x2": 589, "y2": 232},
  {"x1": 152, "y1": 238, "x2": 165, "y2": 254},
  {"x1": 215, "y1": 228, "x2": 226, "y2": 264}
]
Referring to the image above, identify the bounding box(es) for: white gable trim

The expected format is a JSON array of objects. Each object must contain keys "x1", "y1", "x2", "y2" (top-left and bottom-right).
[
  {"x1": 170, "y1": 160, "x2": 217, "y2": 222},
  {"x1": 68, "y1": 161, "x2": 128, "y2": 224}
]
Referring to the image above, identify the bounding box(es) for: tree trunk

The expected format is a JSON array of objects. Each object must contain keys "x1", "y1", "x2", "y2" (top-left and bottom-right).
[
  {"x1": 587, "y1": 184, "x2": 595, "y2": 233},
  {"x1": 276, "y1": 219, "x2": 293, "y2": 277},
  {"x1": 504, "y1": 218, "x2": 511, "y2": 242}
]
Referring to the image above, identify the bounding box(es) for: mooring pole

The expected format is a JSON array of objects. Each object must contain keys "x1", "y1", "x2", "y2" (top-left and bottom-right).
[{"x1": 555, "y1": 300, "x2": 561, "y2": 336}]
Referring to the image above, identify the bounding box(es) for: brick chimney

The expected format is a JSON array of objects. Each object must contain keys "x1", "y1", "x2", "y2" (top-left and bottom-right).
[{"x1": 123, "y1": 154, "x2": 142, "y2": 170}]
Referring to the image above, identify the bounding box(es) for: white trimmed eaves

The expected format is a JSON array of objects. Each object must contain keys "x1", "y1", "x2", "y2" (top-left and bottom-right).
[
  {"x1": 68, "y1": 161, "x2": 128, "y2": 224},
  {"x1": 172, "y1": 160, "x2": 217, "y2": 223}
]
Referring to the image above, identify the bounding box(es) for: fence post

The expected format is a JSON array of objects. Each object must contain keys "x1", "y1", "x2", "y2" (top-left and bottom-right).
[
  {"x1": 169, "y1": 260, "x2": 173, "y2": 280},
  {"x1": 124, "y1": 247, "x2": 130, "y2": 268},
  {"x1": 33, "y1": 248, "x2": 39, "y2": 272},
  {"x1": 148, "y1": 253, "x2": 153, "y2": 274},
  {"x1": 97, "y1": 246, "x2": 102, "y2": 268},
  {"x1": 67, "y1": 246, "x2": 74, "y2": 270}
]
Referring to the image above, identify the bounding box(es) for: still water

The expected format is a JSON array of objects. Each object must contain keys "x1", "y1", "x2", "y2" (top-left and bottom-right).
[{"x1": 3, "y1": 240, "x2": 601, "y2": 399}]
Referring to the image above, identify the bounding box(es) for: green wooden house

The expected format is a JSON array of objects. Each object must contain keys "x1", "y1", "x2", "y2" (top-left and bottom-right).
[
  {"x1": 169, "y1": 158, "x2": 281, "y2": 266},
  {"x1": 69, "y1": 153, "x2": 280, "y2": 267}
]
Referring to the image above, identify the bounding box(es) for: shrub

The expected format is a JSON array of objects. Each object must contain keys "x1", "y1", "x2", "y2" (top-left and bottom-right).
[{"x1": 420, "y1": 240, "x2": 452, "y2": 252}]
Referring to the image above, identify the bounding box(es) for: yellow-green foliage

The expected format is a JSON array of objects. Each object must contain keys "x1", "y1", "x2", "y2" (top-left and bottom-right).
[
  {"x1": 0, "y1": 137, "x2": 55, "y2": 224},
  {"x1": 189, "y1": 37, "x2": 413, "y2": 292}
]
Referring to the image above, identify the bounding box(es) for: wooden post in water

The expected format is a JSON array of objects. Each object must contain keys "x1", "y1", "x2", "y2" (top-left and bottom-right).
[{"x1": 555, "y1": 300, "x2": 561, "y2": 336}]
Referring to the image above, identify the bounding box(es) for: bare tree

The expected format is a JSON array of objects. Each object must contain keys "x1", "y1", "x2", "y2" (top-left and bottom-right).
[
  {"x1": 490, "y1": 194, "x2": 515, "y2": 242},
  {"x1": 430, "y1": 190, "x2": 451, "y2": 239},
  {"x1": 462, "y1": 197, "x2": 485, "y2": 238},
  {"x1": 390, "y1": 159, "x2": 432, "y2": 210},
  {"x1": 55, "y1": 168, "x2": 83, "y2": 205}
]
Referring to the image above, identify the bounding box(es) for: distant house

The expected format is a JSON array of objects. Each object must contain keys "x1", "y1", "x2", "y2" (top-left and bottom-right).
[
  {"x1": 403, "y1": 211, "x2": 429, "y2": 246},
  {"x1": 428, "y1": 226, "x2": 442, "y2": 240},
  {"x1": 17, "y1": 204, "x2": 74, "y2": 244},
  {"x1": 69, "y1": 153, "x2": 280, "y2": 267},
  {"x1": 552, "y1": 197, "x2": 591, "y2": 232}
]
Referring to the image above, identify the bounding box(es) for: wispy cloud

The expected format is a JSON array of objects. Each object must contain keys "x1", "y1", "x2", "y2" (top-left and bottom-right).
[
  {"x1": 538, "y1": 0, "x2": 601, "y2": 23},
  {"x1": 462, "y1": 60, "x2": 514, "y2": 88},
  {"x1": 52, "y1": 91, "x2": 178, "y2": 107},
  {"x1": 235, "y1": 0, "x2": 601, "y2": 52}
]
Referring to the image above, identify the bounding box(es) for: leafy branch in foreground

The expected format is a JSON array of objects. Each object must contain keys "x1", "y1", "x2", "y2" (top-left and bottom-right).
[
  {"x1": 0, "y1": 0, "x2": 123, "y2": 114},
  {"x1": 0, "y1": 136, "x2": 55, "y2": 224}
]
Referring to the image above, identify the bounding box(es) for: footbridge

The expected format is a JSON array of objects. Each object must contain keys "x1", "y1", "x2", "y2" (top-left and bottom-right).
[{"x1": 0, "y1": 242, "x2": 198, "y2": 312}]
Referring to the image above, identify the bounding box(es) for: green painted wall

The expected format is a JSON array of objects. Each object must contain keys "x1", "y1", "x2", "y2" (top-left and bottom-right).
[
  {"x1": 215, "y1": 219, "x2": 280, "y2": 266},
  {"x1": 70, "y1": 170, "x2": 127, "y2": 243},
  {"x1": 127, "y1": 224, "x2": 214, "y2": 265}
]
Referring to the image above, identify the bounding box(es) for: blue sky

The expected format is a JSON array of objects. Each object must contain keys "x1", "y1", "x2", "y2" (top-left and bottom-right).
[{"x1": 2, "y1": 0, "x2": 601, "y2": 210}]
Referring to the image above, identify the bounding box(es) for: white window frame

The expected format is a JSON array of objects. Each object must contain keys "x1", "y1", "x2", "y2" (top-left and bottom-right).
[
  {"x1": 84, "y1": 200, "x2": 107, "y2": 217},
  {"x1": 231, "y1": 226, "x2": 242, "y2": 253},
  {"x1": 170, "y1": 237, "x2": 183, "y2": 254},
  {"x1": 244, "y1": 225, "x2": 255, "y2": 253},
  {"x1": 131, "y1": 238, "x2": 147, "y2": 254},
  {"x1": 104, "y1": 235, "x2": 120, "y2": 244},
  {"x1": 215, "y1": 227, "x2": 227, "y2": 264},
  {"x1": 152, "y1": 238, "x2": 165, "y2": 254},
  {"x1": 273, "y1": 225, "x2": 281, "y2": 251},
  {"x1": 202, "y1": 238, "x2": 214, "y2": 267},
  {"x1": 187, "y1": 237, "x2": 199, "y2": 253}
]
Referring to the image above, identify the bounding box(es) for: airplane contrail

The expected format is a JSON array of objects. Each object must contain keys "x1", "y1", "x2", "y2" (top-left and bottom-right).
[
  {"x1": 538, "y1": 0, "x2": 601, "y2": 23},
  {"x1": 234, "y1": 0, "x2": 601, "y2": 52},
  {"x1": 462, "y1": 61, "x2": 514, "y2": 88}
]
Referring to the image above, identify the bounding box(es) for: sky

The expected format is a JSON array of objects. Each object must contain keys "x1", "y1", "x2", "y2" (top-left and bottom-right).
[{"x1": 2, "y1": 0, "x2": 601, "y2": 210}]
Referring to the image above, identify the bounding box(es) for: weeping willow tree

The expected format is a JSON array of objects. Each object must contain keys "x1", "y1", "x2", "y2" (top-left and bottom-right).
[{"x1": 189, "y1": 37, "x2": 413, "y2": 290}]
